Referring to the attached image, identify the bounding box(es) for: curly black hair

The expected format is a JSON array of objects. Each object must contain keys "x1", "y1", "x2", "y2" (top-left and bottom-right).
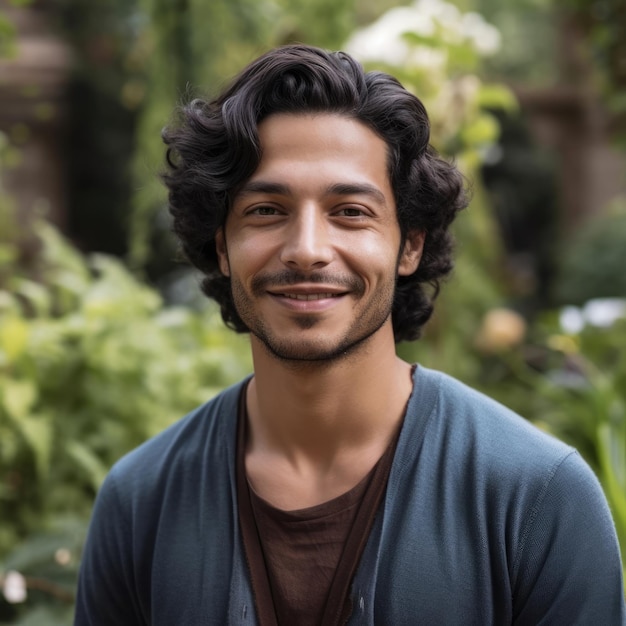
[{"x1": 162, "y1": 44, "x2": 468, "y2": 342}]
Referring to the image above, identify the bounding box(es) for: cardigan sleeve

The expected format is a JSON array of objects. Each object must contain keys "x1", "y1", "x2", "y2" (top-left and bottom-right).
[
  {"x1": 74, "y1": 470, "x2": 148, "y2": 626},
  {"x1": 512, "y1": 451, "x2": 626, "y2": 625}
]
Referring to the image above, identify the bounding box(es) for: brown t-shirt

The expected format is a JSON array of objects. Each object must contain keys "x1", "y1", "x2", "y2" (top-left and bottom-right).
[
  {"x1": 249, "y1": 458, "x2": 374, "y2": 626},
  {"x1": 236, "y1": 384, "x2": 400, "y2": 626}
]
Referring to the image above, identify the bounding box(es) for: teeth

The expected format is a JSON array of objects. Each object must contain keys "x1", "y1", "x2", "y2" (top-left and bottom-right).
[{"x1": 282, "y1": 293, "x2": 336, "y2": 301}]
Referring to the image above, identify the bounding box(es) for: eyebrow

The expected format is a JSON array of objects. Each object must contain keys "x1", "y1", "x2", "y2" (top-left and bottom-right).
[
  {"x1": 236, "y1": 180, "x2": 388, "y2": 206},
  {"x1": 325, "y1": 183, "x2": 388, "y2": 206},
  {"x1": 236, "y1": 181, "x2": 290, "y2": 197}
]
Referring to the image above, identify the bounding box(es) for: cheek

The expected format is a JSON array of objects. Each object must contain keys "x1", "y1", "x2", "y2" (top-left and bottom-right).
[
  {"x1": 350, "y1": 233, "x2": 402, "y2": 272},
  {"x1": 224, "y1": 234, "x2": 277, "y2": 276}
]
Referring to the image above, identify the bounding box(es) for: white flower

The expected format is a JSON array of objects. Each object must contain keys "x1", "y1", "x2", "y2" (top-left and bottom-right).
[
  {"x1": 344, "y1": 6, "x2": 435, "y2": 65},
  {"x1": 460, "y1": 12, "x2": 501, "y2": 54},
  {"x1": 344, "y1": 0, "x2": 501, "y2": 68},
  {"x1": 559, "y1": 299, "x2": 626, "y2": 333},
  {"x1": 2, "y1": 570, "x2": 27, "y2": 604},
  {"x1": 415, "y1": 0, "x2": 460, "y2": 22},
  {"x1": 583, "y1": 299, "x2": 626, "y2": 328},
  {"x1": 560, "y1": 306, "x2": 585, "y2": 334}
]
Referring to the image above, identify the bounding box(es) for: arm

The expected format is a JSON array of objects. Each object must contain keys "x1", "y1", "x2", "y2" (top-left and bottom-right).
[
  {"x1": 513, "y1": 451, "x2": 626, "y2": 625},
  {"x1": 74, "y1": 471, "x2": 147, "y2": 626}
]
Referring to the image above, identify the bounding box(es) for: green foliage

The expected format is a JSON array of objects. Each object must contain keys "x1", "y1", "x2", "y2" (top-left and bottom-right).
[
  {"x1": 273, "y1": 0, "x2": 357, "y2": 47},
  {"x1": 0, "y1": 211, "x2": 251, "y2": 622},
  {"x1": 470, "y1": 0, "x2": 558, "y2": 85},
  {"x1": 561, "y1": 0, "x2": 626, "y2": 121},
  {"x1": 0, "y1": 14, "x2": 16, "y2": 58},
  {"x1": 0, "y1": 518, "x2": 81, "y2": 624},
  {"x1": 554, "y1": 199, "x2": 626, "y2": 305},
  {"x1": 0, "y1": 1, "x2": 35, "y2": 58}
]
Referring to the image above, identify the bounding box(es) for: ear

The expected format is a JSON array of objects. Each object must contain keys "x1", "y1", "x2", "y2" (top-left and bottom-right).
[
  {"x1": 215, "y1": 228, "x2": 230, "y2": 277},
  {"x1": 398, "y1": 230, "x2": 425, "y2": 277}
]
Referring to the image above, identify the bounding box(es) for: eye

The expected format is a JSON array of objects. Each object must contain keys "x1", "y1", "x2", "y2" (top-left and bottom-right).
[
  {"x1": 250, "y1": 205, "x2": 281, "y2": 216},
  {"x1": 335, "y1": 206, "x2": 367, "y2": 217}
]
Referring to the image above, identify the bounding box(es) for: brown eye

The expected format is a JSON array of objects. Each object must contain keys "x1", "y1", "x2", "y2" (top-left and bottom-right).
[
  {"x1": 337, "y1": 207, "x2": 365, "y2": 217},
  {"x1": 252, "y1": 206, "x2": 280, "y2": 215}
]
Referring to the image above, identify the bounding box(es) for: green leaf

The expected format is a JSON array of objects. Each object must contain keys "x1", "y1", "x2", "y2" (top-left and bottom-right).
[
  {"x1": 597, "y1": 421, "x2": 626, "y2": 551},
  {"x1": 0, "y1": 386, "x2": 53, "y2": 479},
  {"x1": 2, "y1": 379, "x2": 37, "y2": 420},
  {"x1": 65, "y1": 441, "x2": 108, "y2": 492},
  {"x1": 33, "y1": 218, "x2": 91, "y2": 284},
  {"x1": 477, "y1": 84, "x2": 519, "y2": 112},
  {"x1": 20, "y1": 414, "x2": 52, "y2": 479},
  {"x1": 11, "y1": 278, "x2": 51, "y2": 317},
  {"x1": 460, "y1": 112, "x2": 500, "y2": 147},
  {"x1": 401, "y1": 31, "x2": 445, "y2": 50},
  {"x1": 0, "y1": 314, "x2": 29, "y2": 360}
]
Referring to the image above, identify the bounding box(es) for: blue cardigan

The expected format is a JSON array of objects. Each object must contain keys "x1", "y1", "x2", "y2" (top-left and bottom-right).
[{"x1": 75, "y1": 366, "x2": 626, "y2": 624}]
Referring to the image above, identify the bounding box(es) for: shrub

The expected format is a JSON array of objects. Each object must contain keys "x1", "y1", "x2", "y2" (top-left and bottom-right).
[{"x1": 0, "y1": 216, "x2": 251, "y2": 621}]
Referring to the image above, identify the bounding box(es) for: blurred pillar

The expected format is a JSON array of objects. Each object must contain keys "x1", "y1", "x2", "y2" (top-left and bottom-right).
[
  {"x1": 0, "y1": 0, "x2": 72, "y2": 229},
  {"x1": 514, "y1": 85, "x2": 625, "y2": 229},
  {"x1": 513, "y1": 14, "x2": 626, "y2": 233}
]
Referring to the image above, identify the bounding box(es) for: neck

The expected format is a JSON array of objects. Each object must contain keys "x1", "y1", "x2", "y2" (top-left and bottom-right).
[
  {"x1": 243, "y1": 322, "x2": 415, "y2": 509},
  {"x1": 246, "y1": 324, "x2": 414, "y2": 464}
]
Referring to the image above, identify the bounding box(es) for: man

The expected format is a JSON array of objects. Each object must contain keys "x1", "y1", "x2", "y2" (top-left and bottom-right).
[{"x1": 75, "y1": 45, "x2": 625, "y2": 625}]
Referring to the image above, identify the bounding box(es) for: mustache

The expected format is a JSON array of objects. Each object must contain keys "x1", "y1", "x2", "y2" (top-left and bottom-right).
[{"x1": 251, "y1": 270, "x2": 365, "y2": 296}]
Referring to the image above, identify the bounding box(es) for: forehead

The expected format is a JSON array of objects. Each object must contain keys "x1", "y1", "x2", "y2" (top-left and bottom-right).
[
  {"x1": 249, "y1": 113, "x2": 393, "y2": 195},
  {"x1": 256, "y1": 112, "x2": 388, "y2": 156}
]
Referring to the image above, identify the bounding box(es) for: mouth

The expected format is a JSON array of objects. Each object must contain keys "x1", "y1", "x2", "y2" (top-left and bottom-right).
[
  {"x1": 265, "y1": 286, "x2": 349, "y2": 311},
  {"x1": 278, "y1": 292, "x2": 341, "y2": 301},
  {"x1": 253, "y1": 272, "x2": 363, "y2": 302}
]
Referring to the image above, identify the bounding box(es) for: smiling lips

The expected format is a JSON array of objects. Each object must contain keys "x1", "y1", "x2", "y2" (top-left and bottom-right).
[{"x1": 279, "y1": 292, "x2": 340, "y2": 301}]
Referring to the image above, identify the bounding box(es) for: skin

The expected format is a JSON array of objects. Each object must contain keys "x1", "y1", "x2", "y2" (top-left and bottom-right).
[{"x1": 216, "y1": 113, "x2": 424, "y2": 510}]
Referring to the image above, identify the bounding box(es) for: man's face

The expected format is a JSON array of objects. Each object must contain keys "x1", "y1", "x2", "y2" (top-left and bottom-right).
[{"x1": 216, "y1": 113, "x2": 423, "y2": 362}]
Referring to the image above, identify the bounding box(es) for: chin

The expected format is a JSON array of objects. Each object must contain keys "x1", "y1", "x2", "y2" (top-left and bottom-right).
[{"x1": 255, "y1": 327, "x2": 381, "y2": 364}]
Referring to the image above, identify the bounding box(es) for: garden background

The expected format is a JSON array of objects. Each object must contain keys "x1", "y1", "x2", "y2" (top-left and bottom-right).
[{"x1": 0, "y1": 0, "x2": 625, "y2": 622}]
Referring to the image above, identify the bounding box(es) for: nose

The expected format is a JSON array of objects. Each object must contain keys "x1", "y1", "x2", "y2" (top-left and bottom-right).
[{"x1": 279, "y1": 205, "x2": 333, "y2": 271}]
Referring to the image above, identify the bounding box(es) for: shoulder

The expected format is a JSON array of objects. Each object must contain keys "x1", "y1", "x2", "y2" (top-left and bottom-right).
[
  {"x1": 409, "y1": 365, "x2": 574, "y2": 477},
  {"x1": 511, "y1": 444, "x2": 625, "y2": 621},
  {"x1": 407, "y1": 364, "x2": 618, "y2": 508},
  {"x1": 76, "y1": 378, "x2": 250, "y2": 624},
  {"x1": 399, "y1": 365, "x2": 600, "y2": 533},
  {"x1": 405, "y1": 366, "x2": 621, "y2": 566},
  {"x1": 392, "y1": 366, "x2": 625, "y2": 621},
  {"x1": 101, "y1": 376, "x2": 248, "y2": 506}
]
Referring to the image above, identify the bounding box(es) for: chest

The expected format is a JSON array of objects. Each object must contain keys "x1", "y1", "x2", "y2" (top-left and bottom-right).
[{"x1": 135, "y1": 478, "x2": 512, "y2": 626}]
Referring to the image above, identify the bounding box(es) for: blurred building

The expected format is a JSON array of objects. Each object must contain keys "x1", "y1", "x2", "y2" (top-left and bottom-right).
[
  {"x1": 0, "y1": 0, "x2": 71, "y2": 229},
  {"x1": 514, "y1": 12, "x2": 626, "y2": 231}
]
